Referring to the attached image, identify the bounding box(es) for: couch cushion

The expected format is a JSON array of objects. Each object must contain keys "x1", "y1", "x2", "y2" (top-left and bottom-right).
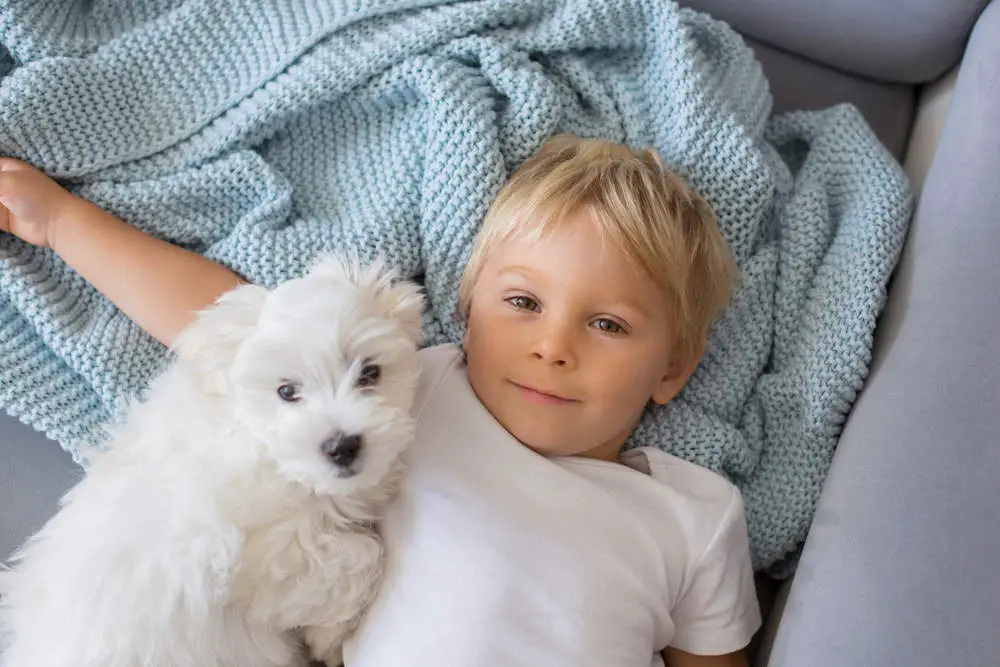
[
  {"x1": 0, "y1": 414, "x2": 80, "y2": 560},
  {"x1": 680, "y1": 0, "x2": 986, "y2": 84},
  {"x1": 748, "y1": 39, "x2": 915, "y2": 159},
  {"x1": 765, "y1": 3, "x2": 1000, "y2": 664}
]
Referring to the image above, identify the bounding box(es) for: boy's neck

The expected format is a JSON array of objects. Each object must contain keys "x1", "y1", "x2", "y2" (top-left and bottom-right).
[{"x1": 568, "y1": 437, "x2": 625, "y2": 463}]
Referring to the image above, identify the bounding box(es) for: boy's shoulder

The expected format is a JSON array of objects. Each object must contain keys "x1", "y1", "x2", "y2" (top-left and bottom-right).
[
  {"x1": 618, "y1": 447, "x2": 745, "y2": 558},
  {"x1": 622, "y1": 447, "x2": 739, "y2": 507},
  {"x1": 417, "y1": 342, "x2": 463, "y2": 368},
  {"x1": 620, "y1": 450, "x2": 759, "y2": 652},
  {"x1": 413, "y1": 343, "x2": 465, "y2": 417}
]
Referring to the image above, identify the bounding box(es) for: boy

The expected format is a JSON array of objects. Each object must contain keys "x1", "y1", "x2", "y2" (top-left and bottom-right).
[{"x1": 0, "y1": 135, "x2": 760, "y2": 666}]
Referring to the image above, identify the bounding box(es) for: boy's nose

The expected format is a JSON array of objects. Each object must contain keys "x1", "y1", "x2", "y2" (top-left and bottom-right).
[{"x1": 530, "y1": 321, "x2": 578, "y2": 369}]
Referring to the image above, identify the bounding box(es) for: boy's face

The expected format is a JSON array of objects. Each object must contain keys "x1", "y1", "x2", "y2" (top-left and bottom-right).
[{"x1": 463, "y1": 207, "x2": 696, "y2": 461}]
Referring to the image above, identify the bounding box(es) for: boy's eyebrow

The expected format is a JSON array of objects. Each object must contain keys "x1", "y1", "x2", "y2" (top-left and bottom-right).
[
  {"x1": 497, "y1": 265, "x2": 540, "y2": 281},
  {"x1": 611, "y1": 298, "x2": 652, "y2": 320}
]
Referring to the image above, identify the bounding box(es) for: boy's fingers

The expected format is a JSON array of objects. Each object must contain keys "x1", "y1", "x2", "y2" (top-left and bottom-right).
[
  {"x1": 0, "y1": 170, "x2": 12, "y2": 232},
  {"x1": 0, "y1": 170, "x2": 11, "y2": 210},
  {"x1": 0, "y1": 170, "x2": 14, "y2": 206},
  {"x1": 0, "y1": 157, "x2": 31, "y2": 173},
  {"x1": 0, "y1": 171, "x2": 23, "y2": 233}
]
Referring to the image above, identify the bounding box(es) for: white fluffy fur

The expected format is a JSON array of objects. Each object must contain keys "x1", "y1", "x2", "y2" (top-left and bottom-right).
[{"x1": 0, "y1": 256, "x2": 424, "y2": 667}]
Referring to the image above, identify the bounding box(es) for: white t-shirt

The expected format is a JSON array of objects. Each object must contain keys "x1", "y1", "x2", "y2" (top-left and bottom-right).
[{"x1": 344, "y1": 344, "x2": 760, "y2": 666}]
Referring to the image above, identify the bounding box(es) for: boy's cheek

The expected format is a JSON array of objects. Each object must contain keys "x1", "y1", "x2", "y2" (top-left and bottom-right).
[{"x1": 594, "y1": 370, "x2": 664, "y2": 415}]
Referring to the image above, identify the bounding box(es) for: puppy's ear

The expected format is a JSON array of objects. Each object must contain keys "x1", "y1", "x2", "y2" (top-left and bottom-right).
[
  {"x1": 171, "y1": 283, "x2": 269, "y2": 394},
  {"x1": 359, "y1": 257, "x2": 425, "y2": 345},
  {"x1": 375, "y1": 274, "x2": 425, "y2": 345},
  {"x1": 307, "y1": 252, "x2": 363, "y2": 287},
  {"x1": 309, "y1": 253, "x2": 425, "y2": 344}
]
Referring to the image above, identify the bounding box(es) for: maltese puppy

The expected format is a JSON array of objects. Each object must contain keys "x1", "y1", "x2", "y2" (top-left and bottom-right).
[{"x1": 0, "y1": 256, "x2": 424, "y2": 667}]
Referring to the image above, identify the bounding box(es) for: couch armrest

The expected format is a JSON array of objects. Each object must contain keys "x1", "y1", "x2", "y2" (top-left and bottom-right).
[{"x1": 766, "y1": 4, "x2": 1000, "y2": 666}]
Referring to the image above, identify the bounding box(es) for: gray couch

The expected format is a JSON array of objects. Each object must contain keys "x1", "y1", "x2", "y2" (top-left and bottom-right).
[{"x1": 2, "y1": 1, "x2": 998, "y2": 666}]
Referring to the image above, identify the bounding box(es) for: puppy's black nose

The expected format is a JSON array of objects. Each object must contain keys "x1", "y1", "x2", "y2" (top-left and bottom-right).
[{"x1": 322, "y1": 434, "x2": 363, "y2": 467}]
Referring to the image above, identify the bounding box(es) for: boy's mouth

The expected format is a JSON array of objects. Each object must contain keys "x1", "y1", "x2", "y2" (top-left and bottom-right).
[{"x1": 509, "y1": 381, "x2": 579, "y2": 406}]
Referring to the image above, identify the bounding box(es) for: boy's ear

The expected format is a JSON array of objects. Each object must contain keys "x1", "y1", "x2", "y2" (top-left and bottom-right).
[
  {"x1": 171, "y1": 283, "x2": 269, "y2": 394},
  {"x1": 650, "y1": 351, "x2": 701, "y2": 405}
]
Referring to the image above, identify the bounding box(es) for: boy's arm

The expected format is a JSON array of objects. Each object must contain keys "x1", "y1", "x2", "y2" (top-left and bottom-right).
[
  {"x1": 662, "y1": 647, "x2": 749, "y2": 667},
  {"x1": 665, "y1": 484, "x2": 760, "y2": 666},
  {"x1": 0, "y1": 158, "x2": 242, "y2": 347},
  {"x1": 51, "y1": 196, "x2": 242, "y2": 348}
]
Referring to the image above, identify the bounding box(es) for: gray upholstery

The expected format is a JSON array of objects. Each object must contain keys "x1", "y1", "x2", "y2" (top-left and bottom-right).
[
  {"x1": 0, "y1": 418, "x2": 80, "y2": 560},
  {"x1": 752, "y1": 574, "x2": 791, "y2": 667},
  {"x1": 680, "y1": 0, "x2": 986, "y2": 83},
  {"x1": 766, "y1": 2, "x2": 1000, "y2": 665},
  {"x1": 747, "y1": 38, "x2": 915, "y2": 159}
]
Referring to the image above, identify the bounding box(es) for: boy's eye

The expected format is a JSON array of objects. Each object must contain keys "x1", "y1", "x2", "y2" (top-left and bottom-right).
[
  {"x1": 277, "y1": 382, "x2": 302, "y2": 402},
  {"x1": 592, "y1": 318, "x2": 624, "y2": 334},
  {"x1": 507, "y1": 295, "x2": 539, "y2": 311}
]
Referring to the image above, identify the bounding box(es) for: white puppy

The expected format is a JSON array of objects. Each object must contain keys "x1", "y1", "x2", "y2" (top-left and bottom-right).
[{"x1": 0, "y1": 256, "x2": 424, "y2": 667}]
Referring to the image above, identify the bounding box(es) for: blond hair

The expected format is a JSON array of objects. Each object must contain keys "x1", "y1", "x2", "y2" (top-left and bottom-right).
[{"x1": 458, "y1": 134, "x2": 738, "y2": 364}]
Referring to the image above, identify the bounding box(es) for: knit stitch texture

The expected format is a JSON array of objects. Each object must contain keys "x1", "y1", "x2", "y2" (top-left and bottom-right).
[{"x1": 0, "y1": 0, "x2": 911, "y2": 573}]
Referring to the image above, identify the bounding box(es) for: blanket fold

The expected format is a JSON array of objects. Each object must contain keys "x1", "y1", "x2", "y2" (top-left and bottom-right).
[{"x1": 0, "y1": 0, "x2": 911, "y2": 573}]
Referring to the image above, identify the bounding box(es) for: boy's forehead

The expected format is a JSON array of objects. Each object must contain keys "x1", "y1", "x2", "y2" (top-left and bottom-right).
[
  {"x1": 489, "y1": 226, "x2": 667, "y2": 315},
  {"x1": 497, "y1": 213, "x2": 641, "y2": 275}
]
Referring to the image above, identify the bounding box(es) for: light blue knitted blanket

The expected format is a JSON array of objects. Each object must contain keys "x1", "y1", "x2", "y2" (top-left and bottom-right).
[{"x1": 0, "y1": 0, "x2": 910, "y2": 572}]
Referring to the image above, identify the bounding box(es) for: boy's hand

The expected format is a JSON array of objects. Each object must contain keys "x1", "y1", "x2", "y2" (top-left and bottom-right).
[
  {"x1": 0, "y1": 158, "x2": 76, "y2": 249},
  {"x1": 0, "y1": 156, "x2": 242, "y2": 348}
]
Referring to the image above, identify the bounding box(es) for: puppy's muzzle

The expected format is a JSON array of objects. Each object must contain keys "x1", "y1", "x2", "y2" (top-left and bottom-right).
[{"x1": 321, "y1": 433, "x2": 363, "y2": 471}]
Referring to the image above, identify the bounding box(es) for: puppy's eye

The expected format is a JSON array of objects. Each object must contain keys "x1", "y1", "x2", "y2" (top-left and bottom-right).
[
  {"x1": 277, "y1": 383, "x2": 301, "y2": 402},
  {"x1": 357, "y1": 363, "x2": 381, "y2": 388}
]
